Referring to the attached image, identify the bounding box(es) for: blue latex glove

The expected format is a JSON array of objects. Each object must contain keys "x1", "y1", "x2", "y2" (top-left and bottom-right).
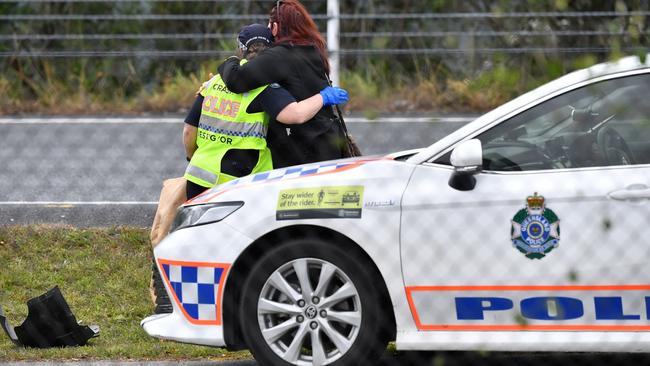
[{"x1": 320, "y1": 86, "x2": 349, "y2": 106}]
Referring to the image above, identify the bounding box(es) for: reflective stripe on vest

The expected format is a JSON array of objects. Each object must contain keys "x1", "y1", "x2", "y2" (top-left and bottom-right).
[
  {"x1": 185, "y1": 164, "x2": 218, "y2": 186},
  {"x1": 198, "y1": 114, "x2": 268, "y2": 139}
]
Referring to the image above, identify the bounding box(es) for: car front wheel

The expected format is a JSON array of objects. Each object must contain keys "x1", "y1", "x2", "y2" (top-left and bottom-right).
[{"x1": 240, "y1": 238, "x2": 388, "y2": 366}]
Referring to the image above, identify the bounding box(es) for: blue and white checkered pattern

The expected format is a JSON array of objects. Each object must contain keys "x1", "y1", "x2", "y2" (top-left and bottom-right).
[
  {"x1": 162, "y1": 263, "x2": 224, "y2": 321},
  {"x1": 218, "y1": 161, "x2": 357, "y2": 190}
]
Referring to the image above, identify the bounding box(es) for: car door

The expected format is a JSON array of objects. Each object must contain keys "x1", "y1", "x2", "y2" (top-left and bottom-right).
[{"x1": 401, "y1": 72, "x2": 650, "y2": 334}]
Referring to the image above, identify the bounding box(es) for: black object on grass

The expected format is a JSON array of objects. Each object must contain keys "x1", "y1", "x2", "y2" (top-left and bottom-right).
[{"x1": 0, "y1": 286, "x2": 99, "y2": 348}]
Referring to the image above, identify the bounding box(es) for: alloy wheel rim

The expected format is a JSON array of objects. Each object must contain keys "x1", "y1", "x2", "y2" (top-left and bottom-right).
[{"x1": 257, "y1": 258, "x2": 362, "y2": 366}]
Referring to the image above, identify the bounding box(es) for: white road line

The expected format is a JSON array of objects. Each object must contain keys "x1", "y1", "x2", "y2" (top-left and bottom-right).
[
  {"x1": 0, "y1": 201, "x2": 158, "y2": 205},
  {"x1": 0, "y1": 117, "x2": 181, "y2": 124},
  {"x1": 345, "y1": 116, "x2": 474, "y2": 123},
  {"x1": 0, "y1": 116, "x2": 475, "y2": 124}
]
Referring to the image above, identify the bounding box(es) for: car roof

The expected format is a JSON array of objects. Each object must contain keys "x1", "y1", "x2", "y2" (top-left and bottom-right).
[{"x1": 407, "y1": 54, "x2": 650, "y2": 165}]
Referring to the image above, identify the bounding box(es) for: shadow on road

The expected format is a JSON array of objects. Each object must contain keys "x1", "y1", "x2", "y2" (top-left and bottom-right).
[{"x1": 378, "y1": 351, "x2": 650, "y2": 366}]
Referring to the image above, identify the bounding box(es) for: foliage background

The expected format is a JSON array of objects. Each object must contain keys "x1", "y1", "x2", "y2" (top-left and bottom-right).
[{"x1": 0, "y1": 0, "x2": 648, "y2": 115}]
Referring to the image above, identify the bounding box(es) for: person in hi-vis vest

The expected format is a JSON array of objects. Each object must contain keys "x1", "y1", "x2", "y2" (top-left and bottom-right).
[{"x1": 183, "y1": 24, "x2": 349, "y2": 199}]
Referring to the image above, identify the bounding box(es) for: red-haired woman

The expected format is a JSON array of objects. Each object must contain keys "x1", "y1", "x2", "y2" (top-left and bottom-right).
[{"x1": 218, "y1": 0, "x2": 350, "y2": 168}]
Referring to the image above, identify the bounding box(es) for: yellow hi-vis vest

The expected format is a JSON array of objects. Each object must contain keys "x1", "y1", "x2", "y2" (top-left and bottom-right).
[{"x1": 184, "y1": 70, "x2": 273, "y2": 188}]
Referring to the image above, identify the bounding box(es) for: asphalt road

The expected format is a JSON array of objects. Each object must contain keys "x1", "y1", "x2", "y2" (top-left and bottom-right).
[
  {"x1": 0, "y1": 115, "x2": 470, "y2": 227},
  {"x1": 3, "y1": 351, "x2": 649, "y2": 365}
]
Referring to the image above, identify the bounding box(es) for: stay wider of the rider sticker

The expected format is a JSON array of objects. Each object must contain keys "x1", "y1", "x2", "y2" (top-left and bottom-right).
[{"x1": 276, "y1": 186, "x2": 364, "y2": 220}]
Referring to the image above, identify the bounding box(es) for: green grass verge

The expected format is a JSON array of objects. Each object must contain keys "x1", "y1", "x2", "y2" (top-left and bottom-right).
[
  {"x1": 0, "y1": 57, "x2": 585, "y2": 116},
  {"x1": 0, "y1": 225, "x2": 251, "y2": 361}
]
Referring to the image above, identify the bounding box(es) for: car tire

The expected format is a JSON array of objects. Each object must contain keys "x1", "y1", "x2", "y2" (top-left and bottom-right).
[{"x1": 240, "y1": 237, "x2": 388, "y2": 366}]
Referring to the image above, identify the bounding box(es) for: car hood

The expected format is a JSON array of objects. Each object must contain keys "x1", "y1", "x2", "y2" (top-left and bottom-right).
[{"x1": 185, "y1": 154, "x2": 417, "y2": 207}]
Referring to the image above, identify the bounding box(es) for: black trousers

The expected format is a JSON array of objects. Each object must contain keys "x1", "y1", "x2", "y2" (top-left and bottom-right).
[
  {"x1": 186, "y1": 149, "x2": 259, "y2": 200},
  {"x1": 186, "y1": 180, "x2": 209, "y2": 200}
]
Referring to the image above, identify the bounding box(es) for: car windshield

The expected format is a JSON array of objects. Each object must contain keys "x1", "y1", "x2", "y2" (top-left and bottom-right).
[{"x1": 475, "y1": 73, "x2": 650, "y2": 171}]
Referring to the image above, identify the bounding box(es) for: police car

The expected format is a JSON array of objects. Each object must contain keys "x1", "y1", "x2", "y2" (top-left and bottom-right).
[{"x1": 142, "y1": 55, "x2": 650, "y2": 366}]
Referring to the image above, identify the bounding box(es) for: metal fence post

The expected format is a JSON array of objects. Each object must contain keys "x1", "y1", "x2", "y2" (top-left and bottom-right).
[{"x1": 327, "y1": 0, "x2": 340, "y2": 86}]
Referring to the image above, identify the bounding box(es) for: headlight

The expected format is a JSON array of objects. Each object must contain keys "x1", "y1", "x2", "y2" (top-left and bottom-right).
[{"x1": 170, "y1": 202, "x2": 243, "y2": 232}]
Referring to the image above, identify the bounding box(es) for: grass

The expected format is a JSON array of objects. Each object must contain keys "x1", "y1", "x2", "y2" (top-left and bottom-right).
[
  {"x1": 0, "y1": 59, "x2": 220, "y2": 116},
  {"x1": 341, "y1": 70, "x2": 519, "y2": 116},
  {"x1": 0, "y1": 57, "x2": 579, "y2": 116},
  {"x1": 0, "y1": 225, "x2": 251, "y2": 362},
  {"x1": 0, "y1": 54, "x2": 621, "y2": 116}
]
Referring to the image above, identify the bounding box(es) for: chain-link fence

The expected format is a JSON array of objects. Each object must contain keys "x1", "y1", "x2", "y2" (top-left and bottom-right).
[
  {"x1": 2, "y1": 2, "x2": 649, "y2": 57},
  {"x1": 1, "y1": 1, "x2": 649, "y2": 115},
  {"x1": 2, "y1": 1, "x2": 650, "y2": 365},
  {"x1": 2, "y1": 1, "x2": 649, "y2": 114},
  {"x1": 2, "y1": 3, "x2": 649, "y2": 74},
  {"x1": 2, "y1": 63, "x2": 650, "y2": 365}
]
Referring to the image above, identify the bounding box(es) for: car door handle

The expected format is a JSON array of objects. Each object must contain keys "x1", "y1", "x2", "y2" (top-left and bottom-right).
[{"x1": 608, "y1": 184, "x2": 650, "y2": 201}]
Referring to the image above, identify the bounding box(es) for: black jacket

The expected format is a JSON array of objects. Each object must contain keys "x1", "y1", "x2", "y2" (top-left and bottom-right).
[{"x1": 219, "y1": 44, "x2": 346, "y2": 168}]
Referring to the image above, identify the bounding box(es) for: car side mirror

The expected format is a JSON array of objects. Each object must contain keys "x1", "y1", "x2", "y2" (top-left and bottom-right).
[{"x1": 449, "y1": 139, "x2": 483, "y2": 191}]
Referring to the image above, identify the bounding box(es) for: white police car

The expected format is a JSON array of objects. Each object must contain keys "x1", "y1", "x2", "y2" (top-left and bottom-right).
[{"x1": 142, "y1": 55, "x2": 650, "y2": 366}]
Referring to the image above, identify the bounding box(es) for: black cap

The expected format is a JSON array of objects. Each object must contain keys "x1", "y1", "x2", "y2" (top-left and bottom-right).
[{"x1": 238, "y1": 24, "x2": 274, "y2": 51}]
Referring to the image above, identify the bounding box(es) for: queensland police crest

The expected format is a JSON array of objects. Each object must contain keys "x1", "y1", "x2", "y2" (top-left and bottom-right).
[{"x1": 511, "y1": 193, "x2": 560, "y2": 259}]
